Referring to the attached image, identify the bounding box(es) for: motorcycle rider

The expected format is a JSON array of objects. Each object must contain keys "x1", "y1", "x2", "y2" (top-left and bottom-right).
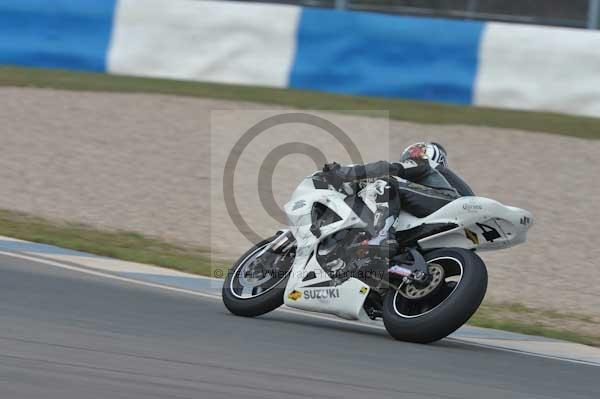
[{"x1": 321, "y1": 142, "x2": 474, "y2": 253}]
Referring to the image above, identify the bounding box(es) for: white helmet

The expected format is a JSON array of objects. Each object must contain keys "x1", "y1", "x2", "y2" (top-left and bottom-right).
[{"x1": 400, "y1": 142, "x2": 448, "y2": 169}]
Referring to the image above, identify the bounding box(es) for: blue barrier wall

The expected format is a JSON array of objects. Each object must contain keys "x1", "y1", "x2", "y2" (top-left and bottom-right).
[
  {"x1": 0, "y1": 0, "x2": 115, "y2": 71},
  {"x1": 2, "y1": 0, "x2": 600, "y2": 117},
  {"x1": 290, "y1": 8, "x2": 484, "y2": 104}
]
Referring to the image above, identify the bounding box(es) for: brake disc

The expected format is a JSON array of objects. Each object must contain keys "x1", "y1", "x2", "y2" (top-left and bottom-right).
[{"x1": 399, "y1": 263, "x2": 445, "y2": 300}]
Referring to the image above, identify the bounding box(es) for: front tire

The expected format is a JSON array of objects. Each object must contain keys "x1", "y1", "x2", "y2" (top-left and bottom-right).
[
  {"x1": 222, "y1": 236, "x2": 294, "y2": 317},
  {"x1": 383, "y1": 248, "x2": 487, "y2": 343}
]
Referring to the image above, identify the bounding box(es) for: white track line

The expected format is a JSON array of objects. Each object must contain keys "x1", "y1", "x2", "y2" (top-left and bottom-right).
[{"x1": 1, "y1": 249, "x2": 598, "y2": 367}]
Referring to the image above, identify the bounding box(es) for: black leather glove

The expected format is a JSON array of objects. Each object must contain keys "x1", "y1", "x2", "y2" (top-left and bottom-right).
[
  {"x1": 320, "y1": 162, "x2": 343, "y2": 189},
  {"x1": 322, "y1": 162, "x2": 341, "y2": 173}
]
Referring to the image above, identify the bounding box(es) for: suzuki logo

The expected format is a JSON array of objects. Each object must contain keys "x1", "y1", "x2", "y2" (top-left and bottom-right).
[{"x1": 303, "y1": 288, "x2": 340, "y2": 300}]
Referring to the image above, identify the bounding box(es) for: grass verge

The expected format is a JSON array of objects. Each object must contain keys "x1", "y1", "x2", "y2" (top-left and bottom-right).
[
  {"x1": 471, "y1": 302, "x2": 600, "y2": 347},
  {"x1": 1, "y1": 209, "x2": 598, "y2": 346},
  {"x1": 0, "y1": 209, "x2": 224, "y2": 277},
  {"x1": 1, "y1": 65, "x2": 600, "y2": 139}
]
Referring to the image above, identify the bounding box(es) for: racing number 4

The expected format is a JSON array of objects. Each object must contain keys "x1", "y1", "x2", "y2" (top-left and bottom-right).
[{"x1": 476, "y1": 223, "x2": 501, "y2": 243}]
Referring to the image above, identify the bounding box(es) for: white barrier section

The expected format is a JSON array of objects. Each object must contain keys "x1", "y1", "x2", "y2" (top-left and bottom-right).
[
  {"x1": 475, "y1": 22, "x2": 600, "y2": 117},
  {"x1": 108, "y1": 0, "x2": 300, "y2": 87}
]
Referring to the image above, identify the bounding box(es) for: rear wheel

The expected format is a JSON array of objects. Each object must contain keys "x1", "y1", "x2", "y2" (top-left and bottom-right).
[
  {"x1": 383, "y1": 248, "x2": 487, "y2": 343},
  {"x1": 222, "y1": 234, "x2": 295, "y2": 317}
]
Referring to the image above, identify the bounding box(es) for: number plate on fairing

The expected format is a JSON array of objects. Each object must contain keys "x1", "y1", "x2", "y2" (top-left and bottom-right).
[{"x1": 465, "y1": 218, "x2": 514, "y2": 250}]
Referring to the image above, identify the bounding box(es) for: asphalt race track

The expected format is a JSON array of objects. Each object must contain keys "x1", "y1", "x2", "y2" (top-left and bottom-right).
[{"x1": 0, "y1": 253, "x2": 598, "y2": 399}]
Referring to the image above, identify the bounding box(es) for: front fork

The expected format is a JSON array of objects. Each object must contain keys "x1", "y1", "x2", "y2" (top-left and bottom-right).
[
  {"x1": 271, "y1": 230, "x2": 295, "y2": 253},
  {"x1": 252, "y1": 230, "x2": 296, "y2": 275}
]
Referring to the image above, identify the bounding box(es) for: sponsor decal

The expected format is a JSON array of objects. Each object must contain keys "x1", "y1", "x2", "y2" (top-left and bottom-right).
[
  {"x1": 462, "y1": 203, "x2": 483, "y2": 212},
  {"x1": 287, "y1": 290, "x2": 302, "y2": 301},
  {"x1": 303, "y1": 288, "x2": 340, "y2": 300},
  {"x1": 292, "y1": 200, "x2": 306, "y2": 211},
  {"x1": 520, "y1": 216, "x2": 531, "y2": 225},
  {"x1": 359, "y1": 287, "x2": 368, "y2": 295},
  {"x1": 464, "y1": 228, "x2": 479, "y2": 245}
]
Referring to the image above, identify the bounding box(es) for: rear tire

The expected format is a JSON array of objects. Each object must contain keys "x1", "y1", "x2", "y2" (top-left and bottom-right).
[
  {"x1": 383, "y1": 248, "x2": 487, "y2": 343},
  {"x1": 222, "y1": 236, "x2": 293, "y2": 317}
]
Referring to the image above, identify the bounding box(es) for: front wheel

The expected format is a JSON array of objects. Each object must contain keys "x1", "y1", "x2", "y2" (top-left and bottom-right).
[
  {"x1": 383, "y1": 248, "x2": 487, "y2": 344},
  {"x1": 222, "y1": 234, "x2": 295, "y2": 317}
]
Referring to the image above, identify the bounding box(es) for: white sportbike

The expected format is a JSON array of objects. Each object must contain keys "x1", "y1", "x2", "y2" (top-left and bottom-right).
[{"x1": 223, "y1": 173, "x2": 533, "y2": 343}]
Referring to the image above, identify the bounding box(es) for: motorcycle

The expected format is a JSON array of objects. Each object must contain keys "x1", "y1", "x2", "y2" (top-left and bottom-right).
[{"x1": 222, "y1": 172, "x2": 533, "y2": 343}]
